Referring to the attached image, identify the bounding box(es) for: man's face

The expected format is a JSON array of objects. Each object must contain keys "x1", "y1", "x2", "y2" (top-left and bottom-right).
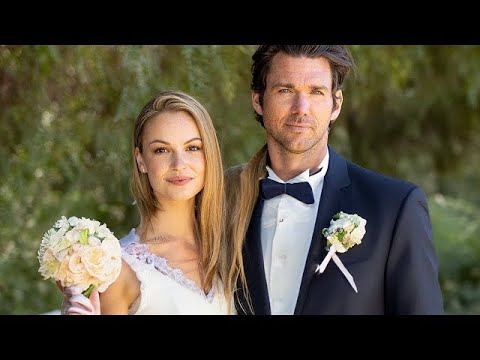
[{"x1": 252, "y1": 53, "x2": 343, "y2": 155}]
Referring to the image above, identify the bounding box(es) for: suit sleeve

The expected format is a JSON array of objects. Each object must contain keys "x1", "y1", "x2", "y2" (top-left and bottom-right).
[{"x1": 385, "y1": 186, "x2": 444, "y2": 314}]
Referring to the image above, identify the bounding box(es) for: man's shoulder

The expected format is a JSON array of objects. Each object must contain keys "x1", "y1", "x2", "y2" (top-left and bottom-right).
[
  {"x1": 330, "y1": 147, "x2": 415, "y2": 191},
  {"x1": 343, "y1": 160, "x2": 430, "y2": 210},
  {"x1": 345, "y1": 159, "x2": 418, "y2": 194}
]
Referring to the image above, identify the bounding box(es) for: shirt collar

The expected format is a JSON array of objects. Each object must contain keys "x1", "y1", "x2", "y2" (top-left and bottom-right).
[{"x1": 266, "y1": 149, "x2": 329, "y2": 189}]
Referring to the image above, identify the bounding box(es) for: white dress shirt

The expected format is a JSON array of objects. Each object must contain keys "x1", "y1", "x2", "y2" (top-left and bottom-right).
[{"x1": 261, "y1": 150, "x2": 329, "y2": 315}]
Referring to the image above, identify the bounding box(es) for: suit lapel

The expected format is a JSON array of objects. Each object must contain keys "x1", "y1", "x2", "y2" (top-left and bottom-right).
[
  {"x1": 294, "y1": 147, "x2": 351, "y2": 314},
  {"x1": 243, "y1": 197, "x2": 271, "y2": 315}
]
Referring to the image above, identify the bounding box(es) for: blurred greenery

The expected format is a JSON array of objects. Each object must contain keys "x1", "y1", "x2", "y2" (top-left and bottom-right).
[
  {"x1": 1, "y1": 45, "x2": 479, "y2": 314},
  {"x1": 430, "y1": 195, "x2": 480, "y2": 314}
]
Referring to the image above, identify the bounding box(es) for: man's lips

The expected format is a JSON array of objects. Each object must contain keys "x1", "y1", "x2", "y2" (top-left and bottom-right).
[
  {"x1": 285, "y1": 116, "x2": 314, "y2": 129},
  {"x1": 285, "y1": 123, "x2": 311, "y2": 130}
]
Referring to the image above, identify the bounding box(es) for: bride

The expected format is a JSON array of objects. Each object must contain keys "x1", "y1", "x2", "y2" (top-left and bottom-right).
[{"x1": 61, "y1": 90, "x2": 247, "y2": 315}]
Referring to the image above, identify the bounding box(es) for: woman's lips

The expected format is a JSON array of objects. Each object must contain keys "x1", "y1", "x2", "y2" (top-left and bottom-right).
[{"x1": 166, "y1": 176, "x2": 193, "y2": 185}]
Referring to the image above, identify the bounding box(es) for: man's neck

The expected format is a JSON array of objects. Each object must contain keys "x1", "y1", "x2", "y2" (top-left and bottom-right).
[{"x1": 267, "y1": 143, "x2": 327, "y2": 182}]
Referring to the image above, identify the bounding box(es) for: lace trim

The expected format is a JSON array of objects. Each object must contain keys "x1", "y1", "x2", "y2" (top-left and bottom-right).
[{"x1": 123, "y1": 242, "x2": 215, "y2": 303}]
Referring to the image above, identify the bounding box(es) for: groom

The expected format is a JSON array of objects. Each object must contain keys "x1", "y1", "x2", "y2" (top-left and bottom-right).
[{"x1": 225, "y1": 45, "x2": 444, "y2": 315}]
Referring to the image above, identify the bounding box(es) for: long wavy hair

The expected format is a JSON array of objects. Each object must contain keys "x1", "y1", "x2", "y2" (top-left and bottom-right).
[
  {"x1": 131, "y1": 90, "x2": 235, "y2": 311},
  {"x1": 225, "y1": 145, "x2": 269, "y2": 314}
]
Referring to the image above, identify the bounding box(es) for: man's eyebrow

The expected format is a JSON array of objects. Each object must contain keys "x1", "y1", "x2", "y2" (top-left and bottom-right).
[
  {"x1": 271, "y1": 82, "x2": 330, "y2": 91},
  {"x1": 311, "y1": 85, "x2": 329, "y2": 91},
  {"x1": 271, "y1": 82, "x2": 295, "y2": 88}
]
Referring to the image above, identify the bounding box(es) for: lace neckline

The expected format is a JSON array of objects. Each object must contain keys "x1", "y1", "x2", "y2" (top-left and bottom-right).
[{"x1": 124, "y1": 242, "x2": 215, "y2": 302}]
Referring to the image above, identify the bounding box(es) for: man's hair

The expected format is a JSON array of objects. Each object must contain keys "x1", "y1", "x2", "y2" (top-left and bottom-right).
[{"x1": 251, "y1": 45, "x2": 356, "y2": 126}]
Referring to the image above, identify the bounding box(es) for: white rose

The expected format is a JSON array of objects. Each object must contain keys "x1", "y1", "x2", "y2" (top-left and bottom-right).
[
  {"x1": 328, "y1": 235, "x2": 348, "y2": 253},
  {"x1": 65, "y1": 228, "x2": 82, "y2": 243},
  {"x1": 39, "y1": 247, "x2": 60, "y2": 279},
  {"x1": 68, "y1": 253, "x2": 92, "y2": 287},
  {"x1": 81, "y1": 242, "x2": 121, "y2": 292},
  {"x1": 68, "y1": 216, "x2": 79, "y2": 226},
  {"x1": 76, "y1": 218, "x2": 95, "y2": 235},
  {"x1": 56, "y1": 257, "x2": 72, "y2": 286},
  {"x1": 88, "y1": 236, "x2": 102, "y2": 246},
  {"x1": 96, "y1": 224, "x2": 112, "y2": 239},
  {"x1": 101, "y1": 237, "x2": 121, "y2": 257},
  {"x1": 351, "y1": 226, "x2": 366, "y2": 244},
  {"x1": 54, "y1": 216, "x2": 69, "y2": 229},
  {"x1": 51, "y1": 238, "x2": 72, "y2": 260}
]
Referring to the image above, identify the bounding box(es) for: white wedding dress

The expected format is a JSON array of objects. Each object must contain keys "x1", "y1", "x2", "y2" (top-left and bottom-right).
[{"x1": 119, "y1": 229, "x2": 233, "y2": 315}]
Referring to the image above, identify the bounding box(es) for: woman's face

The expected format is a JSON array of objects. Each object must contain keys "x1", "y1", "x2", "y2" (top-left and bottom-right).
[{"x1": 135, "y1": 110, "x2": 205, "y2": 203}]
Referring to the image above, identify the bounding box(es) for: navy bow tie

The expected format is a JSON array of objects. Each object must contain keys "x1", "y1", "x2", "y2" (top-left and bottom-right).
[{"x1": 260, "y1": 178, "x2": 315, "y2": 204}]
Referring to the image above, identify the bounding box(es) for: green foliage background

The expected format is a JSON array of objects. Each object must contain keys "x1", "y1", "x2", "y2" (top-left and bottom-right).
[{"x1": 1, "y1": 45, "x2": 479, "y2": 314}]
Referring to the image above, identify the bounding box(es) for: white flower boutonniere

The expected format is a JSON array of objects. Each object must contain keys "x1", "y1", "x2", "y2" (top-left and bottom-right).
[{"x1": 315, "y1": 211, "x2": 367, "y2": 293}]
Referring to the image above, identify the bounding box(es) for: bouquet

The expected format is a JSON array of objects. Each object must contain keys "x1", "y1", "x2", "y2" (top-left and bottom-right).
[
  {"x1": 38, "y1": 216, "x2": 122, "y2": 297},
  {"x1": 315, "y1": 211, "x2": 367, "y2": 293}
]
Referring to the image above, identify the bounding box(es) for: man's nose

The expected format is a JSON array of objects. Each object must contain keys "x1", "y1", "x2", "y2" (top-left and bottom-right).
[{"x1": 291, "y1": 93, "x2": 310, "y2": 115}]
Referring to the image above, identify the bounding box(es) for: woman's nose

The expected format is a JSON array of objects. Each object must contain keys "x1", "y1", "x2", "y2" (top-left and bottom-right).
[{"x1": 171, "y1": 152, "x2": 187, "y2": 170}]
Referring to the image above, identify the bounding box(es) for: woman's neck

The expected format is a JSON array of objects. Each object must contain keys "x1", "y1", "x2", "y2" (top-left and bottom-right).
[{"x1": 139, "y1": 199, "x2": 197, "y2": 245}]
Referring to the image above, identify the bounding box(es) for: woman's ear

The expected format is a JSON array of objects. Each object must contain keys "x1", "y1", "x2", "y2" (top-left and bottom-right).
[{"x1": 135, "y1": 147, "x2": 147, "y2": 173}]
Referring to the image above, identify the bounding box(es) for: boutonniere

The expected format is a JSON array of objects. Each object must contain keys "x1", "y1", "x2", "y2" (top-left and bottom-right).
[{"x1": 315, "y1": 211, "x2": 367, "y2": 293}]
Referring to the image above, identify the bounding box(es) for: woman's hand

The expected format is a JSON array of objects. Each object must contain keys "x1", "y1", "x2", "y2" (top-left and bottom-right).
[{"x1": 61, "y1": 286, "x2": 101, "y2": 315}]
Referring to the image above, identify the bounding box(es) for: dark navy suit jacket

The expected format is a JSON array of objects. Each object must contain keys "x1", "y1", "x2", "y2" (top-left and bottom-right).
[{"x1": 232, "y1": 146, "x2": 444, "y2": 315}]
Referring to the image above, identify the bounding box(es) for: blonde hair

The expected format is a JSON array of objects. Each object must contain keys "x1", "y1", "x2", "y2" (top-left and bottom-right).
[
  {"x1": 225, "y1": 145, "x2": 268, "y2": 314},
  {"x1": 131, "y1": 90, "x2": 233, "y2": 308}
]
